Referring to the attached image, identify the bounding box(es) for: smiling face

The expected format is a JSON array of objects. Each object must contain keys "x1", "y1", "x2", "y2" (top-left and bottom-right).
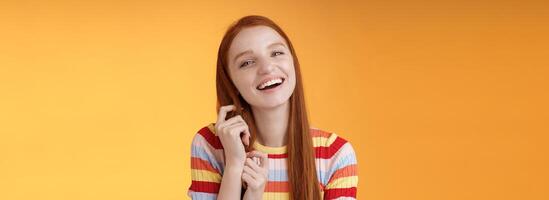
[{"x1": 226, "y1": 25, "x2": 296, "y2": 109}]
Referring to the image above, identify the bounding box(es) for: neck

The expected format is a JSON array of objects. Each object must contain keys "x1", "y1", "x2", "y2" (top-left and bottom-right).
[{"x1": 251, "y1": 101, "x2": 290, "y2": 147}]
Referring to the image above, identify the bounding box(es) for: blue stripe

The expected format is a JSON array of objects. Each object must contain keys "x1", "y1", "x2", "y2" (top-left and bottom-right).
[
  {"x1": 191, "y1": 144, "x2": 223, "y2": 173},
  {"x1": 188, "y1": 191, "x2": 217, "y2": 200},
  {"x1": 268, "y1": 169, "x2": 288, "y2": 181},
  {"x1": 324, "y1": 153, "x2": 357, "y2": 184}
]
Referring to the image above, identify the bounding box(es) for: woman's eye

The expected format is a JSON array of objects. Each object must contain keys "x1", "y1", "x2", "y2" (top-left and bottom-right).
[
  {"x1": 240, "y1": 60, "x2": 253, "y2": 68},
  {"x1": 272, "y1": 51, "x2": 284, "y2": 56}
]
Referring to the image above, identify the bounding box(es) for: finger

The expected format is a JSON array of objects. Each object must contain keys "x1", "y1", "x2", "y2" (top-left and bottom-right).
[
  {"x1": 241, "y1": 172, "x2": 255, "y2": 185},
  {"x1": 225, "y1": 122, "x2": 250, "y2": 147},
  {"x1": 224, "y1": 115, "x2": 250, "y2": 146},
  {"x1": 259, "y1": 152, "x2": 269, "y2": 169},
  {"x1": 247, "y1": 150, "x2": 269, "y2": 169},
  {"x1": 241, "y1": 176, "x2": 248, "y2": 189},
  {"x1": 245, "y1": 157, "x2": 260, "y2": 170},
  {"x1": 241, "y1": 128, "x2": 250, "y2": 146},
  {"x1": 216, "y1": 105, "x2": 235, "y2": 126},
  {"x1": 245, "y1": 157, "x2": 262, "y2": 172},
  {"x1": 243, "y1": 163, "x2": 259, "y2": 178},
  {"x1": 226, "y1": 122, "x2": 248, "y2": 138},
  {"x1": 222, "y1": 115, "x2": 246, "y2": 128}
]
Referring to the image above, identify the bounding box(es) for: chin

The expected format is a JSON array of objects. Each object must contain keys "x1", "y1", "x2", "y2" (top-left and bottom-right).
[{"x1": 253, "y1": 96, "x2": 291, "y2": 109}]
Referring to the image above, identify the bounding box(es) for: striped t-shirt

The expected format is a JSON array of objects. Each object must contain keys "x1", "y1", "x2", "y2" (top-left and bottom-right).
[{"x1": 188, "y1": 123, "x2": 358, "y2": 199}]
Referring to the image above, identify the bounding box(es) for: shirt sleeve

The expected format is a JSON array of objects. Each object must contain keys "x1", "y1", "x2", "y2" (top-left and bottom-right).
[
  {"x1": 323, "y1": 141, "x2": 358, "y2": 200},
  {"x1": 187, "y1": 129, "x2": 224, "y2": 200}
]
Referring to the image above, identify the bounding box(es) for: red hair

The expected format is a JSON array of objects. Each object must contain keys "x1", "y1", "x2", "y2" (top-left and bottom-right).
[{"x1": 215, "y1": 15, "x2": 321, "y2": 200}]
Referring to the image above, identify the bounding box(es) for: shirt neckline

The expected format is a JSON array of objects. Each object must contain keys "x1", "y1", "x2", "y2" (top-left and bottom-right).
[{"x1": 253, "y1": 141, "x2": 287, "y2": 154}]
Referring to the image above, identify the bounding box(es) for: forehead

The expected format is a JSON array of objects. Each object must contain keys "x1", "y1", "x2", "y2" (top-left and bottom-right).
[{"x1": 229, "y1": 26, "x2": 288, "y2": 56}]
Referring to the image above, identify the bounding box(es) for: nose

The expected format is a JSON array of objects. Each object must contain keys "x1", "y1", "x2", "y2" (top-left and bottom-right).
[{"x1": 257, "y1": 58, "x2": 276, "y2": 75}]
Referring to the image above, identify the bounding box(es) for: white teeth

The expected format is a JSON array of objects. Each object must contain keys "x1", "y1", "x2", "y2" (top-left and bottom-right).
[{"x1": 258, "y1": 78, "x2": 283, "y2": 90}]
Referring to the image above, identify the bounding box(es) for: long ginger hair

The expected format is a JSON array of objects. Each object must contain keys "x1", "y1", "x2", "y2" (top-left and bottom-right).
[{"x1": 215, "y1": 15, "x2": 321, "y2": 200}]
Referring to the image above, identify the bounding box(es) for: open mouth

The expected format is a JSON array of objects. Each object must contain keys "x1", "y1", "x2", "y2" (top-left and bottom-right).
[{"x1": 256, "y1": 78, "x2": 285, "y2": 91}]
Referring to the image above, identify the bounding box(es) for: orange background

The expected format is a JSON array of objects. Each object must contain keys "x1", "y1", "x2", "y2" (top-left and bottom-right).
[{"x1": 1, "y1": 0, "x2": 548, "y2": 199}]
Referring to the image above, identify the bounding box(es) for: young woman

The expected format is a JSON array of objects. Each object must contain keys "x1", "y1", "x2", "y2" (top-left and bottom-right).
[{"x1": 188, "y1": 15, "x2": 358, "y2": 200}]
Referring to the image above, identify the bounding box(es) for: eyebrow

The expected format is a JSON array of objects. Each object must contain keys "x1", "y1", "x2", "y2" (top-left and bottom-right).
[{"x1": 233, "y1": 42, "x2": 287, "y2": 64}]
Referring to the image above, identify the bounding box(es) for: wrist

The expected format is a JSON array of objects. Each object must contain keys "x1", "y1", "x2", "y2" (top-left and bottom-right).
[
  {"x1": 224, "y1": 165, "x2": 244, "y2": 175},
  {"x1": 225, "y1": 159, "x2": 245, "y2": 169},
  {"x1": 243, "y1": 189, "x2": 264, "y2": 200}
]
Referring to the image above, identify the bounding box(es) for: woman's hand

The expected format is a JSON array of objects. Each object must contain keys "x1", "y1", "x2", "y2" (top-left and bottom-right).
[
  {"x1": 215, "y1": 105, "x2": 251, "y2": 168},
  {"x1": 242, "y1": 151, "x2": 269, "y2": 200}
]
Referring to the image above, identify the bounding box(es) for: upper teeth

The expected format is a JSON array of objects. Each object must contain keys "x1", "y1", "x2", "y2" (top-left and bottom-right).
[{"x1": 258, "y1": 78, "x2": 283, "y2": 90}]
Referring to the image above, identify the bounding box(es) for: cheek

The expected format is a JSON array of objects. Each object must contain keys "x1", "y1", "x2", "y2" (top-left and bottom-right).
[
  {"x1": 288, "y1": 65, "x2": 297, "y2": 89},
  {"x1": 285, "y1": 63, "x2": 296, "y2": 80},
  {"x1": 232, "y1": 74, "x2": 255, "y2": 92}
]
